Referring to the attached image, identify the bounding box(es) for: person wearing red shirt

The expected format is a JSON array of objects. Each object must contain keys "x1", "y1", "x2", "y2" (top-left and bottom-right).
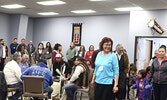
[
  {"x1": 52, "y1": 43, "x2": 64, "y2": 63},
  {"x1": 84, "y1": 45, "x2": 94, "y2": 60}
]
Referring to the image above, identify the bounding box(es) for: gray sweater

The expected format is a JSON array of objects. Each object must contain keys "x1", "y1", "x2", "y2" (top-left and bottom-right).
[
  {"x1": 66, "y1": 47, "x2": 77, "y2": 61},
  {"x1": 147, "y1": 56, "x2": 167, "y2": 84}
]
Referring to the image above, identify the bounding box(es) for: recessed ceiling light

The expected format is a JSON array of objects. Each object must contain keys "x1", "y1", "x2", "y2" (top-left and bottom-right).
[
  {"x1": 114, "y1": 7, "x2": 143, "y2": 11},
  {"x1": 38, "y1": 12, "x2": 59, "y2": 15},
  {"x1": 37, "y1": 0, "x2": 66, "y2": 6},
  {"x1": 71, "y1": 10, "x2": 96, "y2": 14},
  {"x1": 1, "y1": 4, "x2": 26, "y2": 9}
]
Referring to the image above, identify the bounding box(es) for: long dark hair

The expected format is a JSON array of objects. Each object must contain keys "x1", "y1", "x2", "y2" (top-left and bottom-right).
[
  {"x1": 79, "y1": 45, "x2": 85, "y2": 52},
  {"x1": 38, "y1": 43, "x2": 44, "y2": 50},
  {"x1": 74, "y1": 56, "x2": 88, "y2": 67},
  {"x1": 46, "y1": 42, "x2": 52, "y2": 53},
  {"x1": 89, "y1": 45, "x2": 94, "y2": 51},
  {"x1": 17, "y1": 44, "x2": 25, "y2": 52},
  {"x1": 54, "y1": 43, "x2": 62, "y2": 51}
]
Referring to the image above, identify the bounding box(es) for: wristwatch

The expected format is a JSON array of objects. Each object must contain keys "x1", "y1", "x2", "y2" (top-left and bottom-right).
[{"x1": 114, "y1": 84, "x2": 118, "y2": 87}]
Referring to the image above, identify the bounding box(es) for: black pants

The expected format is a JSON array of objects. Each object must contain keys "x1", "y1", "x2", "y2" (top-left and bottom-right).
[
  {"x1": 115, "y1": 72, "x2": 126, "y2": 100},
  {"x1": 68, "y1": 60, "x2": 74, "y2": 67},
  {"x1": 0, "y1": 58, "x2": 5, "y2": 71},
  {"x1": 153, "y1": 83, "x2": 167, "y2": 100},
  {"x1": 94, "y1": 82, "x2": 115, "y2": 100}
]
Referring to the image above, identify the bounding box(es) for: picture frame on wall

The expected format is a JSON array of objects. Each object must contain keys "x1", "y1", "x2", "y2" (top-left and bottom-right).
[{"x1": 72, "y1": 23, "x2": 82, "y2": 46}]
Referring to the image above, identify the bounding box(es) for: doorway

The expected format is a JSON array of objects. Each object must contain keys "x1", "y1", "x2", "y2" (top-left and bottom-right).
[{"x1": 134, "y1": 36, "x2": 167, "y2": 70}]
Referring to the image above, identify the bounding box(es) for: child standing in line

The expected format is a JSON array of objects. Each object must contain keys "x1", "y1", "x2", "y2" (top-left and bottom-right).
[
  {"x1": 131, "y1": 69, "x2": 152, "y2": 100},
  {"x1": 128, "y1": 66, "x2": 138, "y2": 100}
]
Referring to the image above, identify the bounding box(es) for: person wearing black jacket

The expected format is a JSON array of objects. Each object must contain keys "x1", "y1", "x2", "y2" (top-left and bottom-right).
[
  {"x1": 53, "y1": 54, "x2": 71, "y2": 78},
  {"x1": 53, "y1": 54, "x2": 71, "y2": 94},
  {"x1": 10, "y1": 38, "x2": 18, "y2": 55},
  {"x1": 0, "y1": 71, "x2": 8, "y2": 100},
  {"x1": 147, "y1": 45, "x2": 167, "y2": 100},
  {"x1": 27, "y1": 41, "x2": 35, "y2": 65}
]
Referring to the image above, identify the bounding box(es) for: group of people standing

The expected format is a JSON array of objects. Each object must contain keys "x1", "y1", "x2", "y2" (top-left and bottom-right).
[
  {"x1": 1, "y1": 36, "x2": 167, "y2": 100},
  {"x1": 0, "y1": 37, "x2": 132, "y2": 100},
  {"x1": 0, "y1": 37, "x2": 94, "y2": 100}
]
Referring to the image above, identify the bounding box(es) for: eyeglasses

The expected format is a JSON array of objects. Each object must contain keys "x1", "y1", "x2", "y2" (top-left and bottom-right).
[{"x1": 103, "y1": 43, "x2": 111, "y2": 46}]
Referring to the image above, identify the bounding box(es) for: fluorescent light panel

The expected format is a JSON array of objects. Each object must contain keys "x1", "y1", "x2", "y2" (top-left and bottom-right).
[
  {"x1": 71, "y1": 10, "x2": 96, "y2": 14},
  {"x1": 38, "y1": 12, "x2": 59, "y2": 15},
  {"x1": 1, "y1": 4, "x2": 26, "y2": 9},
  {"x1": 114, "y1": 7, "x2": 143, "y2": 11},
  {"x1": 37, "y1": 0, "x2": 66, "y2": 5}
]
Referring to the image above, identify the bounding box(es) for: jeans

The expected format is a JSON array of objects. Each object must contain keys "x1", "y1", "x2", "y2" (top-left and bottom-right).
[
  {"x1": 44, "y1": 86, "x2": 53, "y2": 98},
  {"x1": 64, "y1": 83, "x2": 81, "y2": 100},
  {"x1": 9, "y1": 82, "x2": 23, "y2": 100},
  {"x1": 46, "y1": 58, "x2": 52, "y2": 71}
]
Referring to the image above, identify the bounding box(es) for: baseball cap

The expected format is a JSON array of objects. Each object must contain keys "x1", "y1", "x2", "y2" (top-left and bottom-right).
[{"x1": 55, "y1": 54, "x2": 62, "y2": 58}]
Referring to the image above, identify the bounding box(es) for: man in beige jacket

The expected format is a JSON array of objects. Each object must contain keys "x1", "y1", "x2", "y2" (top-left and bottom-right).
[{"x1": 4, "y1": 52, "x2": 22, "y2": 100}]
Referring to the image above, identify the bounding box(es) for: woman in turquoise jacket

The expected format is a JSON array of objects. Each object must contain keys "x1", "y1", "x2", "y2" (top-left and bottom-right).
[{"x1": 91, "y1": 37, "x2": 119, "y2": 100}]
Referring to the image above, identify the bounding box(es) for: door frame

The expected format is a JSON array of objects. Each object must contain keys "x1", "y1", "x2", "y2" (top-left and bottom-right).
[{"x1": 134, "y1": 36, "x2": 167, "y2": 66}]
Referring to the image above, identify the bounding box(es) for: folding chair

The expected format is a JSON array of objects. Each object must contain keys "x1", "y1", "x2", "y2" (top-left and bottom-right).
[
  {"x1": 73, "y1": 68, "x2": 94, "y2": 100},
  {"x1": 22, "y1": 75, "x2": 48, "y2": 100},
  {"x1": 8, "y1": 87, "x2": 22, "y2": 98}
]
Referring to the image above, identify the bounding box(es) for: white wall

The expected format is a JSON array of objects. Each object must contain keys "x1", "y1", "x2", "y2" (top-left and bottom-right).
[
  {"x1": 26, "y1": 18, "x2": 34, "y2": 44},
  {"x1": 0, "y1": 13, "x2": 11, "y2": 46},
  {"x1": 1, "y1": 9, "x2": 167, "y2": 62},
  {"x1": 0, "y1": 13, "x2": 33, "y2": 55},
  {"x1": 33, "y1": 15, "x2": 130, "y2": 61},
  {"x1": 152, "y1": 38, "x2": 167, "y2": 56},
  {"x1": 9, "y1": 15, "x2": 20, "y2": 44},
  {"x1": 129, "y1": 9, "x2": 167, "y2": 62},
  {"x1": 17, "y1": 15, "x2": 29, "y2": 43}
]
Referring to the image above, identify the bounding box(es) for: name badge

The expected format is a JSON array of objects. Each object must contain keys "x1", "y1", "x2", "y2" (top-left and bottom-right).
[{"x1": 99, "y1": 66, "x2": 103, "y2": 71}]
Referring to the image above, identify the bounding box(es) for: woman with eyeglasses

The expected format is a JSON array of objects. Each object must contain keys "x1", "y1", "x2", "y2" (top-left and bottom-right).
[{"x1": 91, "y1": 37, "x2": 119, "y2": 100}]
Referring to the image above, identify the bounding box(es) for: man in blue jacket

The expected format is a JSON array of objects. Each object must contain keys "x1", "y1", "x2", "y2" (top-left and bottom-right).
[
  {"x1": 21, "y1": 60, "x2": 53, "y2": 98},
  {"x1": 10, "y1": 38, "x2": 19, "y2": 55}
]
